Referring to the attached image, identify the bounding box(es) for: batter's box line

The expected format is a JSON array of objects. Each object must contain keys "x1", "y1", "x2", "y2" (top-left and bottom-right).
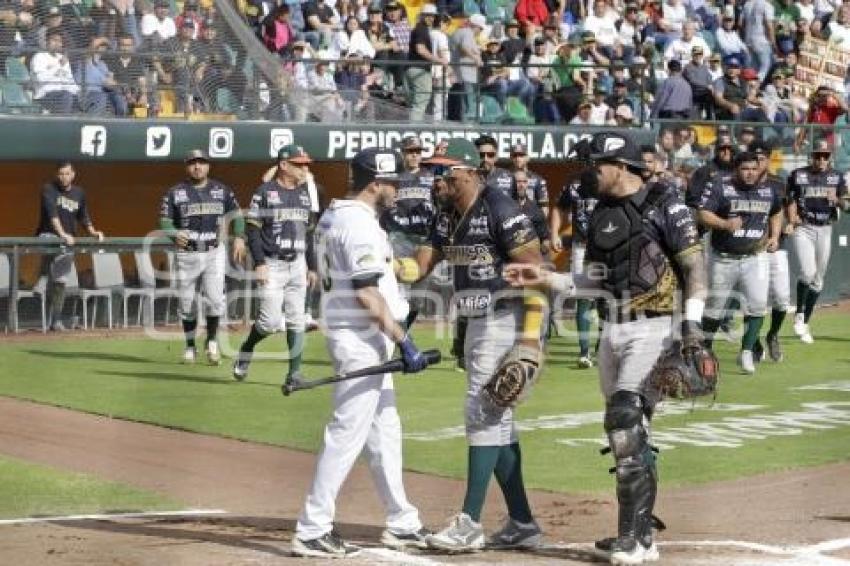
[{"x1": 0, "y1": 508, "x2": 228, "y2": 526}]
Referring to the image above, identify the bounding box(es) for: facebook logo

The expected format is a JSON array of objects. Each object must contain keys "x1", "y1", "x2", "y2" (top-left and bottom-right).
[{"x1": 80, "y1": 125, "x2": 107, "y2": 157}]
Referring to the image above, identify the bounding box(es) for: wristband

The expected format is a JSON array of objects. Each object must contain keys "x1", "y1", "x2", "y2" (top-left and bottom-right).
[{"x1": 684, "y1": 297, "x2": 704, "y2": 323}]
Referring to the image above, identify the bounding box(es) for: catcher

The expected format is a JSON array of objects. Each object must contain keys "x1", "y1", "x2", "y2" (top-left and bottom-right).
[
  {"x1": 395, "y1": 139, "x2": 547, "y2": 552},
  {"x1": 504, "y1": 132, "x2": 716, "y2": 565}
]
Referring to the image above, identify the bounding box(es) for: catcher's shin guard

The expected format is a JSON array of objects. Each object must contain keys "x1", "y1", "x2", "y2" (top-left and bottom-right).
[{"x1": 604, "y1": 391, "x2": 657, "y2": 549}]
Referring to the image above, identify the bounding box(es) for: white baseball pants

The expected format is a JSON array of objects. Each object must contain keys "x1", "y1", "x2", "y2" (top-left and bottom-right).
[
  {"x1": 793, "y1": 224, "x2": 832, "y2": 292},
  {"x1": 706, "y1": 251, "x2": 770, "y2": 317},
  {"x1": 253, "y1": 256, "x2": 307, "y2": 334},
  {"x1": 296, "y1": 328, "x2": 422, "y2": 541},
  {"x1": 767, "y1": 249, "x2": 791, "y2": 311},
  {"x1": 175, "y1": 246, "x2": 226, "y2": 320}
]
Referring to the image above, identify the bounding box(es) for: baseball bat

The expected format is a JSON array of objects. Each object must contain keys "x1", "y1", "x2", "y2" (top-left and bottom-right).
[{"x1": 282, "y1": 349, "x2": 441, "y2": 395}]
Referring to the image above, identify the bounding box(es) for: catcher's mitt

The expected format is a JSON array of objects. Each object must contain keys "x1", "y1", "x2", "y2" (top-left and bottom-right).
[
  {"x1": 648, "y1": 341, "x2": 719, "y2": 400},
  {"x1": 483, "y1": 344, "x2": 543, "y2": 408}
]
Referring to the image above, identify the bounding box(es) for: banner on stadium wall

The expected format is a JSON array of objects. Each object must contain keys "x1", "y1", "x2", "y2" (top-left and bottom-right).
[
  {"x1": 0, "y1": 116, "x2": 654, "y2": 163},
  {"x1": 793, "y1": 37, "x2": 850, "y2": 98}
]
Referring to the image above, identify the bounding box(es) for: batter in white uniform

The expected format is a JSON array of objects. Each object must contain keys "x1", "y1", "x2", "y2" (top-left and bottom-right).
[{"x1": 292, "y1": 147, "x2": 430, "y2": 559}]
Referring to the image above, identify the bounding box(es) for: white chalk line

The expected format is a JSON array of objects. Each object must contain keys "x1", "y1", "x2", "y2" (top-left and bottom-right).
[{"x1": 0, "y1": 508, "x2": 227, "y2": 526}]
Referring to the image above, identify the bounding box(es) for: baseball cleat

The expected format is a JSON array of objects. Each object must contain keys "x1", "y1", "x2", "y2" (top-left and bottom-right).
[
  {"x1": 793, "y1": 313, "x2": 806, "y2": 337},
  {"x1": 426, "y1": 513, "x2": 485, "y2": 553},
  {"x1": 281, "y1": 372, "x2": 303, "y2": 396},
  {"x1": 49, "y1": 320, "x2": 66, "y2": 332},
  {"x1": 767, "y1": 334, "x2": 784, "y2": 362},
  {"x1": 487, "y1": 517, "x2": 542, "y2": 549},
  {"x1": 752, "y1": 339, "x2": 764, "y2": 363},
  {"x1": 603, "y1": 536, "x2": 660, "y2": 565},
  {"x1": 205, "y1": 340, "x2": 221, "y2": 366},
  {"x1": 738, "y1": 350, "x2": 756, "y2": 374},
  {"x1": 182, "y1": 346, "x2": 197, "y2": 364},
  {"x1": 800, "y1": 330, "x2": 814, "y2": 344},
  {"x1": 232, "y1": 354, "x2": 251, "y2": 381},
  {"x1": 305, "y1": 313, "x2": 320, "y2": 333},
  {"x1": 380, "y1": 527, "x2": 432, "y2": 550},
  {"x1": 291, "y1": 531, "x2": 361, "y2": 558},
  {"x1": 578, "y1": 355, "x2": 594, "y2": 369}
]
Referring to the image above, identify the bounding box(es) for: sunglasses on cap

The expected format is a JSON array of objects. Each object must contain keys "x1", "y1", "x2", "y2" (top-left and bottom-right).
[{"x1": 479, "y1": 151, "x2": 496, "y2": 157}]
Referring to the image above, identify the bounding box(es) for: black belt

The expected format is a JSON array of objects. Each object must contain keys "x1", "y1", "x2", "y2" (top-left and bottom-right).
[
  {"x1": 804, "y1": 220, "x2": 831, "y2": 227},
  {"x1": 604, "y1": 310, "x2": 667, "y2": 323},
  {"x1": 187, "y1": 241, "x2": 219, "y2": 252},
  {"x1": 712, "y1": 250, "x2": 754, "y2": 259},
  {"x1": 269, "y1": 251, "x2": 299, "y2": 261}
]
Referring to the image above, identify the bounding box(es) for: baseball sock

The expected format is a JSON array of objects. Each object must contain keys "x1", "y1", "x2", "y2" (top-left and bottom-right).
[
  {"x1": 48, "y1": 282, "x2": 66, "y2": 325},
  {"x1": 576, "y1": 299, "x2": 591, "y2": 357},
  {"x1": 461, "y1": 445, "x2": 500, "y2": 523},
  {"x1": 494, "y1": 443, "x2": 533, "y2": 523},
  {"x1": 766, "y1": 308, "x2": 786, "y2": 339},
  {"x1": 796, "y1": 280, "x2": 809, "y2": 315},
  {"x1": 804, "y1": 289, "x2": 820, "y2": 323},
  {"x1": 240, "y1": 324, "x2": 265, "y2": 353},
  {"x1": 182, "y1": 318, "x2": 197, "y2": 348},
  {"x1": 287, "y1": 329, "x2": 304, "y2": 377},
  {"x1": 701, "y1": 317, "x2": 720, "y2": 347},
  {"x1": 741, "y1": 316, "x2": 764, "y2": 351},
  {"x1": 206, "y1": 316, "x2": 219, "y2": 343}
]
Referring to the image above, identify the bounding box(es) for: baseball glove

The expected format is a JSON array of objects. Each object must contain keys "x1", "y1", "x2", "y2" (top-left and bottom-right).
[
  {"x1": 483, "y1": 344, "x2": 543, "y2": 408},
  {"x1": 648, "y1": 341, "x2": 719, "y2": 400}
]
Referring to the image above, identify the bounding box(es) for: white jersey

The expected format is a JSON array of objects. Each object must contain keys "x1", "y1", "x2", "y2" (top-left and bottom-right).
[{"x1": 317, "y1": 198, "x2": 408, "y2": 329}]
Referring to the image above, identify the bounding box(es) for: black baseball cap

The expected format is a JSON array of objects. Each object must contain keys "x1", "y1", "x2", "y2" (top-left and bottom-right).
[
  {"x1": 184, "y1": 149, "x2": 209, "y2": 163},
  {"x1": 587, "y1": 132, "x2": 645, "y2": 169},
  {"x1": 510, "y1": 143, "x2": 527, "y2": 155},
  {"x1": 748, "y1": 139, "x2": 771, "y2": 156},
  {"x1": 400, "y1": 135, "x2": 423, "y2": 150},
  {"x1": 277, "y1": 144, "x2": 313, "y2": 164},
  {"x1": 812, "y1": 139, "x2": 833, "y2": 155},
  {"x1": 351, "y1": 147, "x2": 403, "y2": 190}
]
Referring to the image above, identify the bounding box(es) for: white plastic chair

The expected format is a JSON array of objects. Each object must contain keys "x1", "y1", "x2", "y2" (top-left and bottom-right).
[
  {"x1": 0, "y1": 255, "x2": 47, "y2": 332},
  {"x1": 124, "y1": 252, "x2": 180, "y2": 327},
  {"x1": 81, "y1": 252, "x2": 124, "y2": 329}
]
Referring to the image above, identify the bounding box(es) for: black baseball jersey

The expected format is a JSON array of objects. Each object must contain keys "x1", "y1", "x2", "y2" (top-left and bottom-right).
[
  {"x1": 245, "y1": 181, "x2": 314, "y2": 265},
  {"x1": 586, "y1": 183, "x2": 700, "y2": 313},
  {"x1": 429, "y1": 186, "x2": 538, "y2": 316},
  {"x1": 36, "y1": 183, "x2": 92, "y2": 236},
  {"x1": 519, "y1": 199, "x2": 549, "y2": 242},
  {"x1": 556, "y1": 180, "x2": 598, "y2": 244},
  {"x1": 382, "y1": 169, "x2": 436, "y2": 238},
  {"x1": 159, "y1": 179, "x2": 240, "y2": 250},
  {"x1": 699, "y1": 177, "x2": 782, "y2": 255},
  {"x1": 787, "y1": 166, "x2": 847, "y2": 225},
  {"x1": 483, "y1": 166, "x2": 515, "y2": 197},
  {"x1": 687, "y1": 159, "x2": 733, "y2": 209},
  {"x1": 517, "y1": 170, "x2": 549, "y2": 208}
]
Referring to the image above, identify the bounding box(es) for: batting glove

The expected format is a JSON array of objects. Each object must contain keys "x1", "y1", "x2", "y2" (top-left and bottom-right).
[{"x1": 399, "y1": 335, "x2": 428, "y2": 373}]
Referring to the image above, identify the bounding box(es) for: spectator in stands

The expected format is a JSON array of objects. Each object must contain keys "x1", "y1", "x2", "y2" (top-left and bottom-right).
[
  {"x1": 195, "y1": 20, "x2": 246, "y2": 112},
  {"x1": 656, "y1": 126, "x2": 676, "y2": 164},
  {"x1": 90, "y1": 3, "x2": 124, "y2": 46},
  {"x1": 365, "y1": 4, "x2": 398, "y2": 85},
  {"x1": 309, "y1": 59, "x2": 346, "y2": 120},
  {"x1": 656, "y1": 0, "x2": 688, "y2": 50},
  {"x1": 501, "y1": 19, "x2": 524, "y2": 65},
  {"x1": 614, "y1": 103, "x2": 634, "y2": 125},
  {"x1": 683, "y1": 45, "x2": 714, "y2": 117},
  {"x1": 715, "y1": 14, "x2": 749, "y2": 64},
  {"x1": 713, "y1": 54, "x2": 746, "y2": 119},
  {"x1": 651, "y1": 58, "x2": 692, "y2": 118},
  {"x1": 153, "y1": 20, "x2": 202, "y2": 113},
  {"x1": 431, "y1": 12, "x2": 452, "y2": 120},
  {"x1": 36, "y1": 6, "x2": 68, "y2": 50},
  {"x1": 672, "y1": 124, "x2": 694, "y2": 160},
  {"x1": 794, "y1": 85, "x2": 848, "y2": 151},
  {"x1": 262, "y1": 5, "x2": 296, "y2": 56},
  {"x1": 104, "y1": 33, "x2": 150, "y2": 115},
  {"x1": 79, "y1": 35, "x2": 127, "y2": 115},
  {"x1": 741, "y1": 0, "x2": 776, "y2": 81},
  {"x1": 301, "y1": 0, "x2": 336, "y2": 50},
  {"x1": 175, "y1": 0, "x2": 204, "y2": 39},
  {"x1": 407, "y1": 4, "x2": 439, "y2": 120},
  {"x1": 5, "y1": 4, "x2": 38, "y2": 58},
  {"x1": 541, "y1": 19, "x2": 561, "y2": 57},
  {"x1": 334, "y1": 15, "x2": 374, "y2": 58},
  {"x1": 568, "y1": 97, "x2": 594, "y2": 124},
  {"x1": 109, "y1": 0, "x2": 140, "y2": 47},
  {"x1": 616, "y1": 2, "x2": 644, "y2": 63},
  {"x1": 583, "y1": 0, "x2": 619, "y2": 59},
  {"x1": 707, "y1": 51, "x2": 723, "y2": 80},
  {"x1": 738, "y1": 67, "x2": 770, "y2": 121},
  {"x1": 736, "y1": 125, "x2": 756, "y2": 151},
  {"x1": 761, "y1": 68, "x2": 794, "y2": 122},
  {"x1": 515, "y1": 0, "x2": 550, "y2": 41},
  {"x1": 385, "y1": 0, "x2": 411, "y2": 91},
  {"x1": 590, "y1": 84, "x2": 614, "y2": 123},
  {"x1": 664, "y1": 20, "x2": 712, "y2": 62},
  {"x1": 827, "y1": 5, "x2": 850, "y2": 44},
  {"x1": 578, "y1": 30, "x2": 610, "y2": 72},
  {"x1": 774, "y1": 0, "x2": 800, "y2": 54},
  {"x1": 31, "y1": 30, "x2": 80, "y2": 114},
  {"x1": 605, "y1": 78, "x2": 633, "y2": 112},
  {"x1": 335, "y1": 53, "x2": 377, "y2": 118},
  {"x1": 141, "y1": 0, "x2": 176, "y2": 47},
  {"x1": 796, "y1": 0, "x2": 815, "y2": 24},
  {"x1": 450, "y1": 12, "x2": 484, "y2": 120},
  {"x1": 529, "y1": 36, "x2": 561, "y2": 122}
]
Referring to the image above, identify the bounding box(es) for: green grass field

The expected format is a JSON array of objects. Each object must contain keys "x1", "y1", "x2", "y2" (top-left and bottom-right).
[
  {"x1": 0, "y1": 455, "x2": 178, "y2": 519},
  {"x1": 0, "y1": 311, "x2": 848, "y2": 502}
]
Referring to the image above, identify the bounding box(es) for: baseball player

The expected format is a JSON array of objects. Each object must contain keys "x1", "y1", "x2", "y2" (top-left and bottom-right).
[
  {"x1": 232, "y1": 145, "x2": 317, "y2": 384},
  {"x1": 749, "y1": 140, "x2": 792, "y2": 362},
  {"x1": 698, "y1": 151, "x2": 783, "y2": 374},
  {"x1": 476, "y1": 134, "x2": 514, "y2": 196},
  {"x1": 687, "y1": 134, "x2": 735, "y2": 213},
  {"x1": 399, "y1": 139, "x2": 547, "y2": 553},
  {"x1": 513, "y1": 170, "x2": 550, "y2": 256},
  {"x1": 292, "y1": 147, "x2": 430, "y2": 558},
  {"x1": 549, "y1": 161, "x2": 599, "y2": 368},
  {"x1": 504, "y1": 132, "x2": 709, "y2": 565},
  {"x1": 159, "y1": 149, "x2": 245, "y2": 364},
  {"x1": 35, "y1": 161, "x2": 105, "y2": 331},
  {"x1": 510, "y1": 143, "x2": 549, "y2": 217},
  {"x1": 787, "y1": 139, "x2": 849, "y2": 343}
]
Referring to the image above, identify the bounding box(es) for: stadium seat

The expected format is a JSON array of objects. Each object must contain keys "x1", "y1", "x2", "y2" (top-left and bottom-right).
[
  {"x1": 463, "y1": 0, "x2": 481, "y2": 15},
  {"x1": 4, "y1": 57, "x2": 30, "y2": 83},
  {"x1": 504, "y1": 96, "x2": 535, "y2": 124},
  {"x1": 0, "y1": 80, "x2": 39, "y2": 114},
  {"x1": 124, "y1": 252, "x2": 179, "y2": 328},
  {"x1": 0, "y1": 256, "x2": 47, "y2": 332},
  {"x1": 478, "y1": 94, "x2": 503, "y2": 123},
  {"x1": 216, "y1": 87, "x2": 235, "y2": 113},
  {"x1": 81, "y1": 253, "x2": 125, "y2": 329}
]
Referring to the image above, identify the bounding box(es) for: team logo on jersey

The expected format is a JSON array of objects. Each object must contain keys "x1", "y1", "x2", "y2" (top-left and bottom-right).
[
  {"x1": 797, "y1": 172, "x2": 809, "y2": 183},
  {"x1": 299, "y1": 193, "x2": 312, "y2": 207},
  {"x1": 375, "y1": 153, "x2": 397, "y2": 173},
  {"x1": 826, "y1": 175, "x2": 839, "y2": 184},
  {"x1": 512, "y1": 228, "x2": 532, "y2": 245},
  {"x1": 601, "y1": 222, "x2": 618, "y2": 234},
  {"x1": 210, "y1": 188, "x2": 224, "y2": 200},
  {"x1": 668, "y1": 203, "x2": 688, "y2": 215},
  {"x1": 174, "y1": 189, "x2": 188, "y2": 203},
  {"x1": 267, "y1": 191, "x2": 280, "y2": 204},
  {"x1": 502, "y1": 214, "x2": 526, "y2": 230}
]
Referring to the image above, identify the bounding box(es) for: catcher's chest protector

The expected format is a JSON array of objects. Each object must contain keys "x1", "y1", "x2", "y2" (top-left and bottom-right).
[{"x1": 587, "y1": 186, "x2": 669, "y2": 300}]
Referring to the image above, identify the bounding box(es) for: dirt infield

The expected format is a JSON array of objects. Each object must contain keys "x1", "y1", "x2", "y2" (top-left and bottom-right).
[{"x1": 0, "y1": 397, "x2": 847, "y2": 565}]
